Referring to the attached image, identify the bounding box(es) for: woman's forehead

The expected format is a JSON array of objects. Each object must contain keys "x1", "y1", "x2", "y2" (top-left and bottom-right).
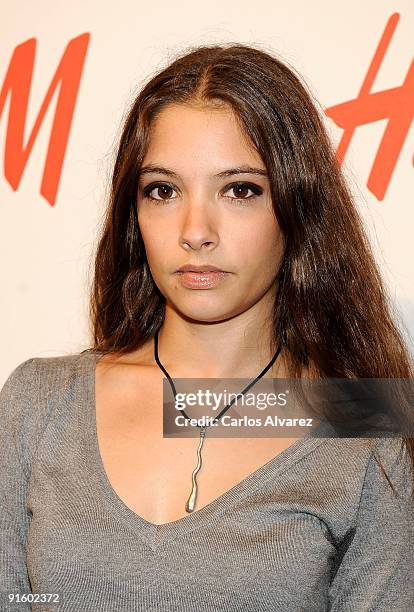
[{"x1": 143, "y1": 104, "x2": 263, "y2": 173}]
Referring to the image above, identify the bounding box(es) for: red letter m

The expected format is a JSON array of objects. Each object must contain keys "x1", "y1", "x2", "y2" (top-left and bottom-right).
[{"x1": 0, "y1": 33, "x2": 90, "y2": 206}]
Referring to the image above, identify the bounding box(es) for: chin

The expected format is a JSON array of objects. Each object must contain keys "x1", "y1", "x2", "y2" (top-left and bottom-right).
[{"x1": 170, "y1": 298, "x2": 242, "y2": 324}]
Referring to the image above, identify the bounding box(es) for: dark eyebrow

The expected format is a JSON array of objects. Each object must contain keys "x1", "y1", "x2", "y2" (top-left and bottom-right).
[{"x1": 138, "y1": 164, "x2": 268, "y2": 179}]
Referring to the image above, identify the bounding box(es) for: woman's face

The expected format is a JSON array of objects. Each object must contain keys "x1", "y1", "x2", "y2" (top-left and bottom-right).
[{"x1": 137, "y1": 102, "x2": 284, "y2": 323}]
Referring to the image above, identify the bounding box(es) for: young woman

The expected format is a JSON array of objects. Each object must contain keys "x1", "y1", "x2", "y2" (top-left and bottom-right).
[{"x1": 1, "y1": 43, "x2": 413, "y2": 611}]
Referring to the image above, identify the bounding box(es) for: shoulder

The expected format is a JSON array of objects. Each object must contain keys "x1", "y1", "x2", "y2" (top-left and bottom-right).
[
  {"x1": 1, "y1": 351, "x2": 97, "y2": 437},
  {"x1": 366, "y1": 436, "x2": 413, "y2": 500},
  {"x1": 323, "y1": 437, "x2": 413, "y2": 498},
  {"x1": 310, "y1": 436, "x2": 410, "y2": 478},
  {"x1": 299, "y1": 437, "x2": 412, "y2": 511},
  {"x1": 1, "y1": 351, "x2": 95, "y2": 395},
  {"x1": 0, "y1": 351, "x2": 98, "y2": 472}
]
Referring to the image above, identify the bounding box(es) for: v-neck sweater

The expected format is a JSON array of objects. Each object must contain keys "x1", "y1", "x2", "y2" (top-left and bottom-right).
[{"x1": 0, "y1": 352, "x2": 413, "y2": 611}]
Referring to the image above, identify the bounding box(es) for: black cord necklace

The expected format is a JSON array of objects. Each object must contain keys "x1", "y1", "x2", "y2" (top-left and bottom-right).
[{"x1": 153, "y1": 329, "x2": 282, "y2": 513}]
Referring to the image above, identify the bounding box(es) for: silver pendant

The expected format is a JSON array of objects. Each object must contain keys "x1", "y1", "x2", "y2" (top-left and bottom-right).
[{"x1": 185, "y1": 426, "x2": 207, "y2": 513}]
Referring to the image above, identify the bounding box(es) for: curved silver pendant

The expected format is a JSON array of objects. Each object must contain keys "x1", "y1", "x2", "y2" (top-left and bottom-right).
[{"x1": 185, "y1": 426, "x2": 207, "y2": 513}]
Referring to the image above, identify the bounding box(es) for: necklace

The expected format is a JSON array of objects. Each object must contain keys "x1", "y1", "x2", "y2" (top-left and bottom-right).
[{"x1": 153, "y1": 330, "x2": 282, "y2": 513}]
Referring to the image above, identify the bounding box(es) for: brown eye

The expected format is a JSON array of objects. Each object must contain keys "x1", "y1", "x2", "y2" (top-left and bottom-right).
[
  {"x1": 224, "y1": 182, "x2": 263, "y2": 203},
  {"x1": 231, "y1": 184, "x2": 250, "y2": 198},
  {"x1": 143, "y1": 183, "x2": 177, "y2": 202}
]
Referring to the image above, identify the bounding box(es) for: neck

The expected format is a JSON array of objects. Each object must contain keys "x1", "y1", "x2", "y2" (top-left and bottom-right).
[{"x1": 154, "y1": 297, "x2": 286, "y2": 380}]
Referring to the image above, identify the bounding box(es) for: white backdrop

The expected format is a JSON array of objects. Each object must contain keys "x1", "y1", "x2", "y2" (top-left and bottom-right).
[{"x1": 1, "y1": 1, "x2": 413, "y2": 382}]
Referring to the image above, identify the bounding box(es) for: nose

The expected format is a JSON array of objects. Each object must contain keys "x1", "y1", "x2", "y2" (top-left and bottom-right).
[{"x1": 179, "y1": 198, "x2": 219, "y2": 251}]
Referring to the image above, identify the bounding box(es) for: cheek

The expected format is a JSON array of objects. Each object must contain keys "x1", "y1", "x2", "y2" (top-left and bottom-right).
[
  {"x1": 236, "y1": 222, "x2": 283, "y2": 273},
  {"x1": 139, "y1": 218, "x2": 172, "y2": 264}
]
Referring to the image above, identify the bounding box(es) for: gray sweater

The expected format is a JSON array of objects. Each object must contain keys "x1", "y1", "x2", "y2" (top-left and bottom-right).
[{"x1": 0, "y1": 352, "x2": 413, "y2": 611}]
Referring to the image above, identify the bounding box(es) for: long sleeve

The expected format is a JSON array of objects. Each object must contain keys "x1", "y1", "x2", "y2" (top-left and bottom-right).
[
  {"x1": 328, "y1": 436, "x2": 414, "y2": 611},
  {"x1": 0, "y1": 359, "x2": 37, "y2": 611}
]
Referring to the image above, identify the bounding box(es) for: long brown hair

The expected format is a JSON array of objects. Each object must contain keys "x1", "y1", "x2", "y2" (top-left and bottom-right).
[{"x1": 84, "y1": 43, "x2": 414, "y2": 490}]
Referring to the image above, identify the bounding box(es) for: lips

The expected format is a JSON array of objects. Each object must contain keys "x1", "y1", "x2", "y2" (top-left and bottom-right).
[
  {"x1": 176, "y1": 269, "x2": 230, "y2": 289},
  {"x1": 176, "y1": 264, "x2": 226, "y2": 273}
]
